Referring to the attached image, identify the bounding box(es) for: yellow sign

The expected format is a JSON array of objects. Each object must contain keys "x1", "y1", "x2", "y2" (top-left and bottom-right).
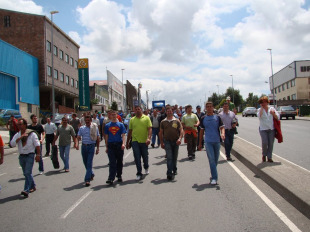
[{"x1": 78, "y1": 58, "x2": 88, "y2": 69}]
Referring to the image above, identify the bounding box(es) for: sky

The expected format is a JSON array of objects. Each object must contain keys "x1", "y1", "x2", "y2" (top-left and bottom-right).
[{"x1": 1, "y1": 0, "x2": 310, "y2": 107}]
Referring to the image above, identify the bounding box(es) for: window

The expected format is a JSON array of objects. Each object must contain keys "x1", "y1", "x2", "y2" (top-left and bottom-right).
[
  {"x1": 70, "y1": 57, "x2": 73, "y2": 66},
  {"x1": 300, "y1": 66, "x2": 310, "y2": 72},
  {"x1": 59, "y1": 50, "x2": 63, "y2": 60},
  {"x1": 65, "y1": 54, "x2": 69, "y2": 63},
  {"x1": 71, "y1": 78, "x2": 74, "y2": 87},
  {"x1": 287, "y1": 82, "x2": 290, "y2": 89},
  {"x1": 60, "y1": 72, "x2": 64, "y2": 82},
  {"x1": 47, "y1": 66, "x2": 52, "y2": 76},
  {"x1": 291, "y1": 79, "x2": 295, "y2": 87},
  {"x1": 53, "y1": 45, "x2": 58, "y2": 56},
  {"x1": 75, "y1": 80, "x2": 78, "y2": 89},
  {"x1": 274, "y1": 88, "x2": 277, "y2": 94},
  {"x1": 287, "y1": 96, "x2": 290, "y2": 100},
  {"x1": 282, "y1": 84, "x2": 285, "y2": 91},
  {"x1": 292, "y1": 94, "x2": 296, "y2": 100},
  {"x1": 4, "y1": 16, "x2": 11, "y2": 27},
  {"x1": 27, "y1": 104, "x2": 32, "y2": 113},
  {"x1": 74, "y1": 60, "x2": 78, "y2": 69},
  {"x1": 54, "y1": 69, "x2": 58, "y2": 79},
  {"x1": 47, "y1": 41, "x2": 51, "y2": 52},
  {"x1": 66, "y1": 75, "x2": 69, "y2": 85},
  {"x1": 278, "y1": 86, "x2": 281, "y2": 93}
]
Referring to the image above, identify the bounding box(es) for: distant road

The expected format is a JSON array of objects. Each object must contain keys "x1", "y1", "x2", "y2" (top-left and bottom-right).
[{"x1": 236, "y1": 116, "x2": 310, "y2": 171}]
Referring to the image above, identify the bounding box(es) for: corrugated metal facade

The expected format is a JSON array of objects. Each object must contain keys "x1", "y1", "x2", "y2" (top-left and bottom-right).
[{"x1": 0, "y1": 39, "x2": 39, "y2": 109}]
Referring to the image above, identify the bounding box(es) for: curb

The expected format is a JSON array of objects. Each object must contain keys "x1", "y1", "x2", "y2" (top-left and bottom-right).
[{"x1": 228, "y1": 138, "x2": 310, "y2": 220}]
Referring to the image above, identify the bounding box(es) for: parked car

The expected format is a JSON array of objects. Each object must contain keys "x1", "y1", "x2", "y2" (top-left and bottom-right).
[
  {"x1": 277, "y1": 106, "x2": 297, "y2": 120},
  {"x1": 242, "y1": 107, "x2": 257, "y2": 117},
  {"x1": 54, "y1": 113, "x2": 72, "y2": 127},
  {"x1": 0, "y1": 109, "x2": 22, "y2": 123}
]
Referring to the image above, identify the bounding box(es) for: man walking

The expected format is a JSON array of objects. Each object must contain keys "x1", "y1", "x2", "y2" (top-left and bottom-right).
[
  {"x1": 10, "y1": 118, "x2": 41, "y2": 198},
  {"x1": 44, "y1": 117, "x2": 57, "y2": 157},
  {"x1": 150, "y1": 109, "x2": 161, "y2": 148},
  {"x1": 76, "y1": 115, "x2": 100, "y2": 187},
  {"x1": 159, "y1": 105, "x2": 183, "y2": 180},
  {"x1": 198, "y1": 102, "x2": 225, "y2": 185},
  {"x1": 181, "y1": 105, "x2": 199, "y2": 160},
  {"x1": 219, "y1": 102, "x2": 238, "y2": 161},
  {"x1": 52, "y1": 117, "x2": 77, "y2": 172},
  {"x1": 104, "y1": 110, "x2": 126, "y2": 184},
  {"x1": 70, "y1": 113, "x2": 80, "y2": 140},
  {"x1": 6, "y1": 115, "x2": 19, "y2": 147},
  {"x1": 28, "y1": 114, "x2": 45, "y2": 174},
  {"x1": 195, "y1": 105, "x2": 205, "y2": 150},
  {"x1": 126, "y1": 105, "x2": 152, "y2": 181}
]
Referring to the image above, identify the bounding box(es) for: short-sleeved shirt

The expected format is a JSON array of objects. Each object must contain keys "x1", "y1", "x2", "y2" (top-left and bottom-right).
[
  {"x1": 104, "y1": 122, "x2": 126, "y2": 143},
  {"x1": 129, "y1": 115, "x2": 152, "y2": 143},
  {"x1": 28, "y1": 124, "x2": 44, "y2": 140},
  {"x1": 78, "y1": 125, "x2": 99, "y2": 144},
  {"x1": 229, "y1": 102, "x2": 235, "y2": 111},
  {"x1": 70, "y1": 118, "x2": 80, "y2": 131},
  {"x1": 200, "y1": 115, "x2": 223, "y2": 143},
  {"x1": 181, "y1": 113, "x2": 199, "y2": 131},
  {"x1": 160, "y1": 117, "x2": 182, "y2": 142},
  {"x1": 11, "y1": 131, "x2": 40, "y2": 154},
  {"x1": 219, "y1": 111, "x2": 236, "y2": 130},
  {"x1": 56, "y1": 124, "x2": 75, "y2": 146}
]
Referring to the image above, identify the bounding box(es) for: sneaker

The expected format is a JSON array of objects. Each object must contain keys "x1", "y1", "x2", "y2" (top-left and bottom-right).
[
  {"x1": 174, "y1": 170, "x2": 178, "y2": 175},
  {"x1": 20, "y1": 191, "x2": 29, "y2": 198},
  {"x1": 90, "y1": 174, "x2": 95, "y2": 181},
  {"x1": 29, "y1": 187, "x2": 36, "y2": 193},
  {"x1": 227, "y1": 157, "x2": 232, "y2": 161},
  {"x1": 262, "y1": 155, "x2": 266, "y2": 162},
  {"x1": 136, "y1": 175, "x2": 142, "y2": 181},
  {"x1": 167, "y1": 175, "x2": 172, "y2": 180},
  {"x1": 117, "y1": 177, "x2": 123, "y2": 182},
  {"x1": 188, "y1": 155, "x2": 192, "y2": 160},
  {"x1": 106, "y1": 179, "x2": 113, "y2": 185},
  {"x1": 151, "y1": 144, "x2": 154, "y2": 148},
  {"x1": 85, "y1": 182, "x2": 90, "y2": 187},
  {"x1": 210, "y1": 179, "x2": 217, "y2": 185},
  {"x1": 268, "y1": 158, "x2": 274, "y2": 163},
  {"x1": 39, "y1": 171, "x2": 44, "y2": 175},
  {"x1": 145, "y1": 169, "x2": 149, "y2": 175}
]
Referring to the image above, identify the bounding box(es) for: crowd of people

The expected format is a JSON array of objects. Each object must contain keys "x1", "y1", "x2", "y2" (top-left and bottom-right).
[{"x1": 0, "y1": 95, "x2": 280, "y2": 198}]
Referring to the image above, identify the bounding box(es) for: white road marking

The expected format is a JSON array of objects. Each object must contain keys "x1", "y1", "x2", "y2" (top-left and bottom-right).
[
  {"x1": 60, "y1": 191, "x2": 92, "y2": 219},
  {"x1": 124, "y1": 151, "x2": 132, "y2": 159},
  {"x1": 0, "y1": 173, "x2": 7, "y2": 177},
  {"x1": 220, "y1": 152, "x2": 301, "y2": 232},
  {"x1": 235, "y1": 136, "x2": 310, "y2": 173}
]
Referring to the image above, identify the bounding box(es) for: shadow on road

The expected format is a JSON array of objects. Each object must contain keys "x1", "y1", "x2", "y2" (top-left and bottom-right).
[
  {"x1": 123, "y1": 161, "x2": 135, "y2": 167},
  {"x1": 179, "y1": 157, "x2": 194, "y2": 163},
  {"x1": 192, "y1": 183, "x2": 220, "y2": 191},
  {"x1": 256, "y1": 162, "x2": 281, "y2": 169},
  {"x1": 8, "y1": 178, "x2": 24, "y2": 183},
  {"x1": 44, "y1": 170, "x2": 63, "y2": 176},
  {"x1": 152, "y1": 159, "x2": 166, "y2": 166},
  {"x1": 0, "y1": 194, "x2": 27, "y2": 204},
  {"x1": 154, "y1": 155, "x2": 165, "y2": 159},
  {"x1": 151, "y1": 178, "x2": 176, "y2": 185},
  {"x1": 63, "y1": 182, "x2": 86, "y2": 191},
  {"x1": 93, "y1": 164, "x2": 109, "y2": 170}
]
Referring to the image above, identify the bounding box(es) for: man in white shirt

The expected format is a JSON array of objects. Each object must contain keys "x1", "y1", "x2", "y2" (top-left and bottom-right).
[
  {"x1": 44, "y1": 117, "x2": 57, "y2": 157},
  {"x1": 10, "y1": 118, "x2": 41, "y2": 198},
  {"x1": 92, "y1": 112, "x2": 100, "y2": 127}
]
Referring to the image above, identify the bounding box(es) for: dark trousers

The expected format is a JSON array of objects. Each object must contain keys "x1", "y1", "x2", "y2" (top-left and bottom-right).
[
  {"x1": 45, "y1": 134, "x2": 54, "y2": 155},
  {"x1": 224, "y1": 129, "x2": 234, "y2": 158},
  {"x1": 9, "y1": 131, "x2": 17, "y2": 145},
  {"x1": 107, "y1": 142, "x2": 124, "y2": 180},
  {"x1": 164, "y1": 140, "x2": 179, "y2": 175},
  {"x1": 185, "y1": 133, "x2": 197, "y2": 157},
  {"x1": 197, "y1": 127, "x2": 204, "y2": 148},
  {"x1": 132, "y1": 141, "x2": 149, "y2": 176}
]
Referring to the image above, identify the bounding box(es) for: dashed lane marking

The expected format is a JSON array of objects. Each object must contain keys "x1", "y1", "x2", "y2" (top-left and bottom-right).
[
  {"x1": 0, "y1": 173, "x2": 7, "y2": 177},
  {"x1": 220, "y1": 151, "x2": 302, "y2": 232}
]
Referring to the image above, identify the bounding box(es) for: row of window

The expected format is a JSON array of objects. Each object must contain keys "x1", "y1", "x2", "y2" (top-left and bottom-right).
[
  {"x1": 46, "y1": 40, "x2": 78, "y2": 68},
  {"x1": 4, "y1": 16, "x2": 10, "y2": 27},
  {"x1": 47, "y1": 66, "x2": 78, "y2": 89},
  {"x1": 273, "y1": 79, "x2": 295, "y2": 94},
  {"x1": 300, "y1": 66, "x2": 310, "y2": 72},
  {"x1": 281, "y1": 94, "x2": 296, "y2": 101}
]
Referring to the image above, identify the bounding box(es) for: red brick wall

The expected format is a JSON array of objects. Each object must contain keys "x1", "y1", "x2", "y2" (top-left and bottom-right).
[{"x1": 58, "y1": 105, "x2": 75, "y2": 114}]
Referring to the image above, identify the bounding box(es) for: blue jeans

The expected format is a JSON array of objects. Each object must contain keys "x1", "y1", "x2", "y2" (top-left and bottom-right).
[
  {"x1": 107, "y1": 142, "x2": 124, "y2": 180},
  {"x1": 131, "y1": 141, "x2": 149, "y2": 176},
  {"x1": 81, "y1": 144, "x2": 95, "y2": 182},
  {"x1": 38, "y1": 144, "x2": 44, "y2": 172},
  {"x1": 224, "y1": 129, "x2": 234, "y2": 158},
  {"x1": 151, "y1": 127, "x2": 160, "y2": 146},
  {"x1": 19, "y1": 153, "x2": 35, "y2": 193},
  {"x1": 205, "y1": 142, "x2": 220, "y2": 181},
  {"x1": 164, "y1": 140, "x2": 179, "y2": 175},
  {"x1": 59, "y1": 145, "x2": 71, "y2": 170},
  {"x1": 259, "y1": 129, "x2": 275, "y2": 159}
]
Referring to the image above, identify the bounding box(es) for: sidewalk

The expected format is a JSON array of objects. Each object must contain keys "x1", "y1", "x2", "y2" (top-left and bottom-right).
[
  {"x1": 296, "y1": 116, "x2": 310, "y2": 121},
  {"x1": 0, "y1": 127, "x2": 18, "y2": 155},
  {"x1": 230, "y1": 136, "x2": 310, "y2": 219}
]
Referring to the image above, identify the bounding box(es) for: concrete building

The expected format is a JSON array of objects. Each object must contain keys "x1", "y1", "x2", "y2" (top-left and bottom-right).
[
  {"x1": 269, "y1": 60, "x2": 310, "y2": 107},
  {"x1": 89, "y1": 80, "x2": 109, "y2": 112},
  {"x1": 125, "y1": 80, "x2": 138, "y2": 112},
  {"x1": 0, "y1": 39, "x2": 39, "y2": 120},
  {"x1": 0, "y1": 9, "x2": 79, "y2": 115}
]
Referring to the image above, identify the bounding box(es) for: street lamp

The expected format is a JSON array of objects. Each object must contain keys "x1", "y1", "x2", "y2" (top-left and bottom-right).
[
  {"x1": 138, "y1": 83, "x2": 142, "y2": 107},
  {"x1": 267, "y1": 48, "x2": 275, "y2": 107},
  {"x1": 146, "y1": 90, "x2": 150, "y2": 110},
  {"x1": 50, "y1": 10, "x2": 59, "y2": 122},
  {"x1": 230, "y1": 74, "x2": 234, "y2": 103}
]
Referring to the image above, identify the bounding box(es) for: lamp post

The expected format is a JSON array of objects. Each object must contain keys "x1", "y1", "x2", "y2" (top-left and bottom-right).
[
  {"x1": 267, "y1": 48, "x2": 275, "y2": 107},
  {"x1": 121, "y1": 68, "x2": 125, "y2": 111},
  {"x1": 230, "y1": 74, "x2": 234, "y2": 103},
  {"x1": 138, "y1": 83, "x2": 142, "y2": 107},
  {"x1": 50, "y1": 10, "x2": 59, "y2": 122}
]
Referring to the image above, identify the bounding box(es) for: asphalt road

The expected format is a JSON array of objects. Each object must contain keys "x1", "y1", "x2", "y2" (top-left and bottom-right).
[
  {"x1": 236, "y1": 116, "x2": 310, "y2": 171},
  {"x1": 0, "y1": 141, "x2": 309, "y2": 232}
]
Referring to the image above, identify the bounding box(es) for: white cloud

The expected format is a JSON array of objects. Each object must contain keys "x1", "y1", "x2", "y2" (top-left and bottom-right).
[{"x1": 0, "y1": 0, "x2": 43, "y2": 14}]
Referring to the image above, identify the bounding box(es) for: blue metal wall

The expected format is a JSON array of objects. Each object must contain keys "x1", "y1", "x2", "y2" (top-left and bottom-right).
[
  {"x1": 0, "y1": 39, "x2": 39, "y2": 109},
  {"x1": 0, "y1": 73, "x2": 17, "y2": 109}
]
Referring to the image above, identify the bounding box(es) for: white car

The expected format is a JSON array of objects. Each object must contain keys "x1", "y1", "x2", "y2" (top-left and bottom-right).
[{"x1": 242, "y1": 107, "x2": 257, "y2": 117}]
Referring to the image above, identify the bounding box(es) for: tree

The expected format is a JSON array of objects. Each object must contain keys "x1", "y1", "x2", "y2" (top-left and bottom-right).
[
  {"x1": 208, "y1": 92, "x2": 225, "y2": 109},
  {"x1": 245, "y1": 93, "x2": 259, "y2": 108},
  {"x1": 111, "y1": 101, "x2": 118, "y2": 110},
  {"x1": 225, "y1": 87, "x2": 243, "y2": 107}
]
